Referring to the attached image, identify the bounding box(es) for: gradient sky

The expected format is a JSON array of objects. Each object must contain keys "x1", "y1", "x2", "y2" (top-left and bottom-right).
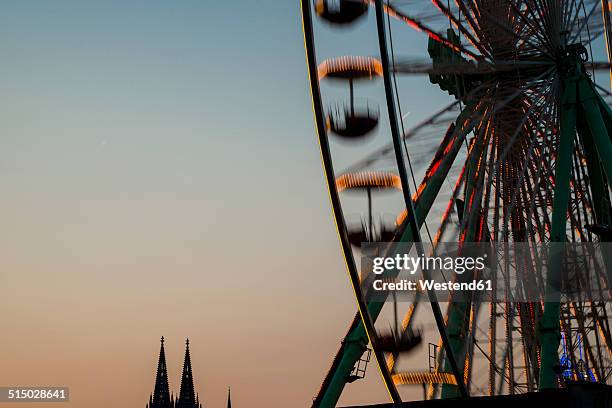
[
  {"x1": 0, "y1": 1, "x2": 397, "y2": 407},
  {"x1": 1, "y1": 2, "x2": 609, "y2": 408}
]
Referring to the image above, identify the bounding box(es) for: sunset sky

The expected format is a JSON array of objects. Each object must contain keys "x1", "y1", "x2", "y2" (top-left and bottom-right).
[
  {"x1": 2, "y1": 2, "x2": 609, "y2": 407},
  {"x1": 0, "y1": 1, "x2": 397, "y2": 406}
]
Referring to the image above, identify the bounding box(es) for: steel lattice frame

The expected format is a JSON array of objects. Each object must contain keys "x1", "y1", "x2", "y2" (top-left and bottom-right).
[{"x1": 302, "y1": 0, "x2": 612, "y2": 406}]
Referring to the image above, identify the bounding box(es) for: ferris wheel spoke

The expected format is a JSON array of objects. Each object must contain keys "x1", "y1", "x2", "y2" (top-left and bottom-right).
[
  {"x1": 586, "y1": 61, "x2": 612, "y2": 70},
  {"x1": 481, "y1": 6, "x2": 555, "y2": 59},
  {"x1": 454, "y1": 0, "x2": 491, "y2": 53},
  {"x1": 523, "y1": 128, "x2": 556, "y2": 241},
  {"x1": 432, "y1": 0, "x2": 495, "y2": 59},
  {"x1": 393, "y1": 106, "x2": 489, "y2": 228},
  {"x1": 487, "y1": 68, "x2": 557, "y2": 192},
  {"x1": 569, "y1": 0, "x2": 602, "y2": 43},
  {"x1": 522, "y1": 1, "x2": 559, "y2": 52},
  {"x1": 383, "y1": 2, "x2": 485, "y2": 60},
  {"x1": 392, "y1": 58, "x2": 553, "y2": 76},
  {"x1": 342, "y1": 100, "x2": 462, "y2": 173},
  {"x1": 499, "y1": 92, "x2": 559, "y2": 238},
  {"x1": 565, "y1": 0, "x2": 586, "y2": 36},
  {"x1": 343, "y1": 76, "x2": 510, "y2": 175}
]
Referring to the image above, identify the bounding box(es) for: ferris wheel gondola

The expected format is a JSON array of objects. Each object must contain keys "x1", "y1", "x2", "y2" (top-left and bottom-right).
[
  {"x1": 315, "y1": 0, "x2": 369, "y2": 25},
  {"x1": 320, "y1": 56, "x2": 382, "y2": 139}
]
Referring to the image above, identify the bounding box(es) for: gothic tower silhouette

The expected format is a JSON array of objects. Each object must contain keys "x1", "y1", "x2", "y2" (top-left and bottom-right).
[
  {"x1": 146, "y1": 338, "x2": 202, "y2": 408},
  {"x1": 176, "y1": 339, "x2": 201, "y2": 408},
  {"x1": 147, "y1": 337, "x2": 174, "y2": 408}
]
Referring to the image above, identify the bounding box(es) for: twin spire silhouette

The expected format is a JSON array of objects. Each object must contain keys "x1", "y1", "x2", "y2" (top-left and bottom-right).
[{"x1": 147, "y1": 337, "x2": 202, "y2": 408}]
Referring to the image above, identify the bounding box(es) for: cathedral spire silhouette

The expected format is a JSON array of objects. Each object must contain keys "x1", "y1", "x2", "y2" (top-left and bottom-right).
[
  {"x1": 227, "y1": 386, "x2": 232, "y2": 408},
  {"x1": 147, "y1": 337, "x2": 173, "y2": 408},
  {"x1": 176, "y1": 339, "x2": 201, "y2": 408}
]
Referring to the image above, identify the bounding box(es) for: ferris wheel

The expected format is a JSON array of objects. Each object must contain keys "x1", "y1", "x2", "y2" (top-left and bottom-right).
[{"x1": 301, "y1": 0, "x2": 612, "y2": 406}]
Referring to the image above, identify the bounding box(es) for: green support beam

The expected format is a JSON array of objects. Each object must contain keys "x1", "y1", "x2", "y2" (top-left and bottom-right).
[
  {"x1": 440, "y1": 124, "x2": 489, "y2": 398},
  {"x1": 579, "y1": 80, "x2": 612, "y2": 181},
  {"x1": 577, "y1": 98, "x2": 612, "y2": 288},
  {"x1": 539, "y1": 59, "x2": 612, "y2": 389},
  {"x1": 538, "y1": 66, "x2": 578, "y2": 390}
]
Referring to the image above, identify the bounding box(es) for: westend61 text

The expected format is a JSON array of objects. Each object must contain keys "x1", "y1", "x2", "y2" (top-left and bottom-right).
[{"x1": 373, "y1": 279, "x2": 492, "y2": 292}]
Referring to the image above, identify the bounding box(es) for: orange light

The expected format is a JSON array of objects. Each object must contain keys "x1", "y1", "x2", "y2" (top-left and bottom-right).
[
  {"x1": 396, "y1": 209, "x2": 407, "y2": 226},
  {"x1": 392, "y1": 371, "x2": 457, "y2": 385},
  {"x1": 336, "y1": 171, "x2": 402, "y2": 192},
  {"x1": 394, "y1": 183, "x2": 425, "y2": 225},
  {"x1": 318, "y1": 56, "x2": 383, "y2": 79}
]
